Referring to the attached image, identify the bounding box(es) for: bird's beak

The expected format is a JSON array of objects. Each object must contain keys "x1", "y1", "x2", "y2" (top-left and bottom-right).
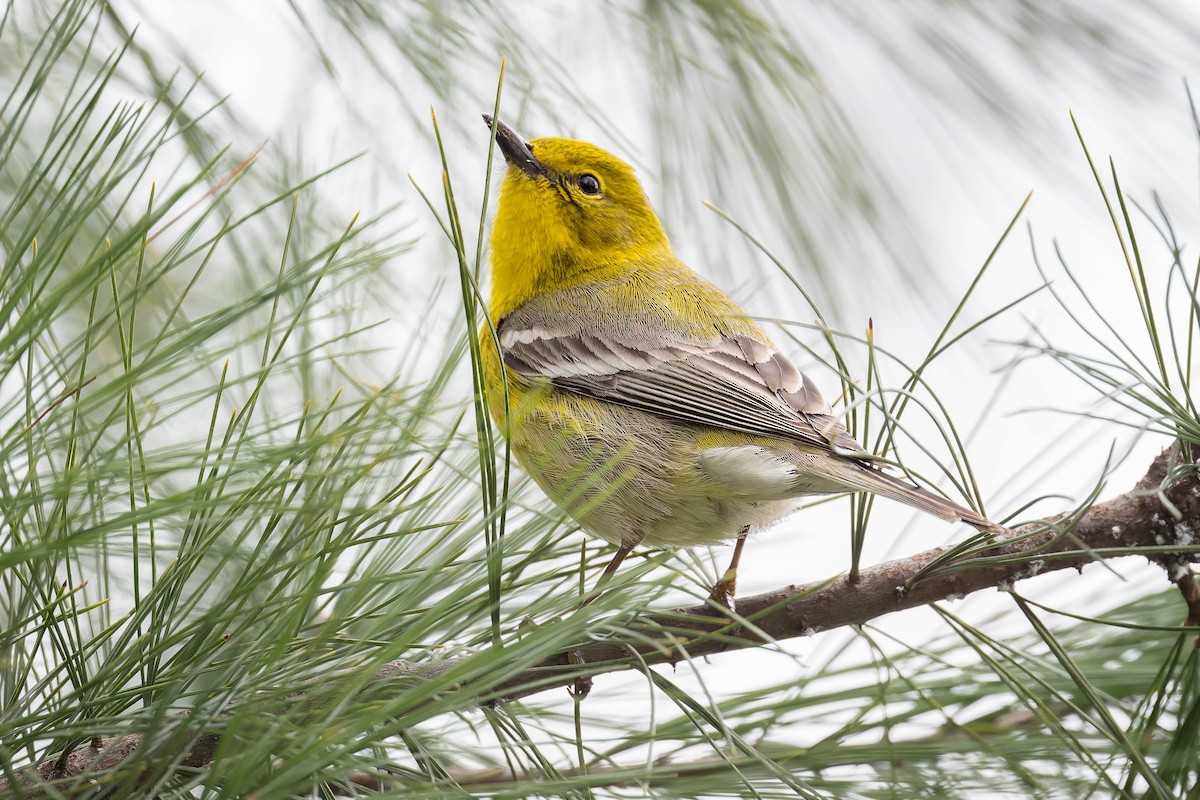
[{"x1": 482, "y1": 114, "x2": 543, "y2": 178}]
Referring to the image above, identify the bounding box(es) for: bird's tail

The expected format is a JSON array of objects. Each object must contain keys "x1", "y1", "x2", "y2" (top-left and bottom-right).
[{"x1": 835, "y1": 461, "x2": 1004, "y2": 534}]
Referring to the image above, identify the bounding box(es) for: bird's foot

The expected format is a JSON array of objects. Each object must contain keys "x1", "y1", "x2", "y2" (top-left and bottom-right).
[
  {"x1": 707, "y1": 567, "x2": 738, "y2": 616},
  {"x1": 567, "y1": 649, "x2": 592, "y2": 698}
]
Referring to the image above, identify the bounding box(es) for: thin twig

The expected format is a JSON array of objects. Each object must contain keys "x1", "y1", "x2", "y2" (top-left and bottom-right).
[
  {"x1": 24, "y1": 376, "x2": 96, "y2": 430},
  {"x1": 146, "y1": 142, "x2": 265, "y2": 245}
]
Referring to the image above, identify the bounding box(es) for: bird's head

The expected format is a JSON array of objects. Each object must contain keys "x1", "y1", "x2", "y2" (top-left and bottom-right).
[{"x1": 483, "y1": 115, "x2": 670, "y2": 317}]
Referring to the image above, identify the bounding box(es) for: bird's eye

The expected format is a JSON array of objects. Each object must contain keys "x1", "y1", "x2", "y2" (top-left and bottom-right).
[{"x1": 577, "y1": 173, "x2": 601, "y2": 195}]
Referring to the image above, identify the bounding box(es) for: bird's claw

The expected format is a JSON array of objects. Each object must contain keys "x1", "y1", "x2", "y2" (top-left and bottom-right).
[
  {"x1": 707, "y1": 568, "x2": 738, "y2": 615},
  {"x1": 567, "y1": 649, "x2": 592, "y2": 698}
]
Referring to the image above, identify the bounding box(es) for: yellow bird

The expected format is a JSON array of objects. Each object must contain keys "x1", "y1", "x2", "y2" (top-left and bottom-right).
[{"x1": 480, "y1": 115, "x2": 999, "y2": 605}]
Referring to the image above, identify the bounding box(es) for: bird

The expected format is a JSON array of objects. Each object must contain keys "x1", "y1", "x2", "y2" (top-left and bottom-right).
[{"x1": 479, "y1": 114, "x2": 1001, "y2": 607}]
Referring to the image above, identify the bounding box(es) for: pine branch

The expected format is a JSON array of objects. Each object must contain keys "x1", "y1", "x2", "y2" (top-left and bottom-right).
[
  {"x1": 4, "y1": 446, "x2": 1197, "y2": 797},
  {"x1": 478, "y1": 444, "x2": 1199, "y2": 702}
]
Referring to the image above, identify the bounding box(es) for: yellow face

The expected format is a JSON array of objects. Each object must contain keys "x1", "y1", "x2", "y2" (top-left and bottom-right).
[
  {"x1": 501, "y1": 137, "x2": 668, "y2": 253},
  {"x1": 487, "y1": 123, "x2": 671, "y2": 318}
]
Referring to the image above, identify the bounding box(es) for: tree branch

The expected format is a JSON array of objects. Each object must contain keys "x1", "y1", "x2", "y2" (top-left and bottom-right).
[
  {"x1": 476, "y1": 444, "x2": 1200, "y2": 703},
  {"x1": 5, "y1": 446, "x2": 1197, "y2": 797}
]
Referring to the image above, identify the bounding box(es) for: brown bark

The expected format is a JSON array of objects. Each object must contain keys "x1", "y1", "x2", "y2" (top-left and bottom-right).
[
  {"x1": 4, "y1": 446, "x2": 1197, "y2": 798},
  {"x1": 479, "y1": 444, "x2": 1198, "y2": 702}
]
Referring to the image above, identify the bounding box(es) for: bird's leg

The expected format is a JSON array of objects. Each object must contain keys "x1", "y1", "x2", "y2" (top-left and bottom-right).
[
  {"x1": 708, "y1": 525, "x2": 750, "y2": 612},
  {"x1": 580, "y1": 537, "x2": 640, "y2": 607}
]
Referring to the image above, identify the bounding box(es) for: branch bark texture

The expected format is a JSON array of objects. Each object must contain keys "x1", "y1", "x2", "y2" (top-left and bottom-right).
[
  {"x1": 478, "y1": 445, "x2": 1199, "y2": 702},
  {"x1": 5, "y1": 447, "x2": 1197, "y2": 797}
]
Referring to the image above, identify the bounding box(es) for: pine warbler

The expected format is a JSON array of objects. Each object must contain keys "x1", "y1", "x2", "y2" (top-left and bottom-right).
[{"x1": 480, "y1": 115, "x2": 999, "y2": 603}]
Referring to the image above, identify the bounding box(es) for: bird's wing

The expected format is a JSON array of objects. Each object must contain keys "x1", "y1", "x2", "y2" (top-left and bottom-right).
[{"x1": 497, "y1": 320, "x2": 866, "y2": 455}]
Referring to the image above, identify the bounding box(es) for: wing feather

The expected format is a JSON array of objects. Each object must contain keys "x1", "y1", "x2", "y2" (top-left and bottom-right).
[{"x1": 498, "y1": 321, "x2": 865, "y2": 455}]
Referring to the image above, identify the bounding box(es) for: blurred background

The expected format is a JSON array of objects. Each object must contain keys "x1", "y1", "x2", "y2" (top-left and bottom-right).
[
  {"x1": 116, "y1": 0, "x2": 1200, "y2": 590},
  {"x1": 4, "y1": 1, "x2": 1200, "y2": 796}
]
